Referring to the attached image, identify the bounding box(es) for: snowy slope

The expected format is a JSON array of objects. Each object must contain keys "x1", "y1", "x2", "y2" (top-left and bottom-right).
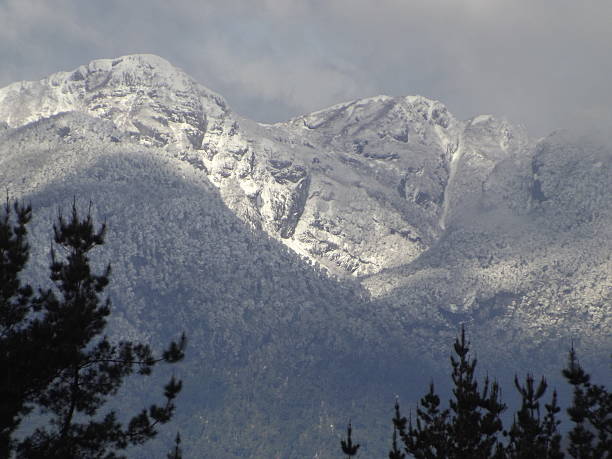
[
  {"x1": 2, "y1": 51, "x2": 610, "y2": 356},
  {"x1": 0, "y1": 54, "x2": 610, "y2": 457},
  {"x1": 0, "y1": 55, "x2": 523, "y2": 276}
]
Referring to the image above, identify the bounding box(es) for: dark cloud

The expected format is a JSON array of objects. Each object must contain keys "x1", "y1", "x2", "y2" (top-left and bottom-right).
[{"x1": 1, "y1": 0, "x2": 611, "y2": 135}]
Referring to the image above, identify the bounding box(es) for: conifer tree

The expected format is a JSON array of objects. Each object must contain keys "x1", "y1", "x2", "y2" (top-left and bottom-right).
[
  {"x1": 391, "y1": 401, "x2": 409, "y2": 458},
  {"x1": 0, "y1": 198, "x2": 35, "y2": 455},
  {"x1": 0, "y1": 199, "x2": 32, "y2": 333},
  {"x1": 1, "y1": 200, "x2": 186, "y2": 458},
  {"x1": 0, "y1": 199, "x2": 63, "y2": 455},
  {"x1": 542, "y1": 390, "x2": 564, "y2": 459},
  {"x1": 167, "y1": 432, "x2": 183, "y2": 459},
  {"x1": 389, "y1": 424, "x2": 406, "y2": 459},
  {"x1": 505, "y1": 374, "x2": 564, "y2": 458},
  {"x1": 339, "y1": 328, "x2": 610, "y2": 459},
  {"x1": 387, "y1": 326, "x2": 505, "y2": 459},
  {"x1": 340, "y1": 422, "x2": 360, "y2": 458},
  {"x1": 397, "y1": 385, "x2": 450, "y2": 458},
  {"x1": 447, "y1": 326, "x2": 505, "y2": 458},
  {"x1": 562, "y1": 346, "x2": 611, "y2": 458}
]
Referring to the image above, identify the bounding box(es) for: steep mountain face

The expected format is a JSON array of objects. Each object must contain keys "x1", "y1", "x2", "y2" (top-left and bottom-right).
[
  {"x1": 0, "y1": 55, "x2": 527, "y2": 278},
  {"x1": 0, "y1": 111, "x2": 405, "y2": 458},
  {"x1": 1, "y1": 55, "x2": 610, "y2": 457}
]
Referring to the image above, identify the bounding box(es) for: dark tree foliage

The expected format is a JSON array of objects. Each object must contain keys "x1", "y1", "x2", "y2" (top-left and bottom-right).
[
  {"x1": 0, "y1": 200, "x2": 186, "y2": 458},
  {"x1": 504, "y1": 374, "x2": 564, "y2": 458},
  {"x1": 396, "y1": 385, "x2": 450, "y2": 458},
  {"x1": 390, "y1": 327, "x2": 504, "y2": 459},
  {"x1": 388, "y1": 401, "x2": 407, "y2": 459},
  {"x1": 341, "y1": 327, "x2": 610, "y2": 458},
  {"x1": 389, "y1": 424, "x2": 406, "y2": 459},
  {"x1": 542, "y1": 391, "x2": 564, "y2": 459},
  {"x1": 0, "y1": 198, "x2": 35, "y2": 456},
  {"x1": 340, "y1": 422, "x2": 360, "y2": 458},
  {"x1": 167, "y1": 432, "x2": 183, "y2": 459},
  {"x1": 447, "y1": 326, "x2": 506, "y2": 458},
  {"x1": 562, "y1": 346, "x2": 611, "y2": 459}
]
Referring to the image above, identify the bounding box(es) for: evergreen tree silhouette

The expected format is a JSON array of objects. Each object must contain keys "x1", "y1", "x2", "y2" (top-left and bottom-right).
[
  {"x1": 1, "y1": 200, "x2": 185, "y2": 458},
  {"x1": 0, "y1": 198, "x2": 35, "y2": 455},
  {"x1": 389, "y1": 424, "x2": 406, "y2": 459},
  {"x1": 340, "y1": 327, "x2": 610, "y2": 458},
  {"x1": 167, "y1": 432, "x2": 183, "y2": 459},
  {"x1": 389, "y1": 414, "x2": 406, "y2": 459},
  {"x1": 390, "y1": 400, "x2": 409, "y2": 458},
  {"x1": 386, "y1": 326, "x2": 505, "y2": 459},
  {"x1": 447, "y1": 326, "x2": 505, "y2": 458},
  {"x1": 399, "y1": 384, "x2": 450, "y2": 458},
  {"x1": 562, "y1": 346, "x2": 611, "y2": 458},
  {"x1": 505, "y1": 374, "x2": 564, "y2": 458},
  {"x1": 542, "y1": 390, "x2": 564, "y2": 459},
  {"x1": 341, "y1": 421, "x2": 360, "y2": 457}
]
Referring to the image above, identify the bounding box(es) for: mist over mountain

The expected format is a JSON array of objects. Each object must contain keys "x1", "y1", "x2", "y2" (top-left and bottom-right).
[{"x1": 1, "y1": 55, "x2": 609, "y2": 457}]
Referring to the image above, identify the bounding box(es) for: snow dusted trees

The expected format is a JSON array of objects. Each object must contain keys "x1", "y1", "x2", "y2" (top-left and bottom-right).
[{"x1": 0, "y1": 199, "x2": 185, "y2": 458}]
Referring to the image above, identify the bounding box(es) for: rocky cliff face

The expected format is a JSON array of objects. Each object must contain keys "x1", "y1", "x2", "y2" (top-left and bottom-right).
[
  {"x1": 1, "y1": 54, "x2": 610, "y2": 458},
  {"x1": 2, "y1": 52, "x2": 609, "y2": 357},
  {"x1": 0, "y1": 56, "x2": 529, "y2": 278}
]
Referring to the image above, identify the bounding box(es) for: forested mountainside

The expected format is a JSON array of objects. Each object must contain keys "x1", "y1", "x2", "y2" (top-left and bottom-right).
[{"x1": 1, "y1": 54, "x2": 609, "y2": 457}]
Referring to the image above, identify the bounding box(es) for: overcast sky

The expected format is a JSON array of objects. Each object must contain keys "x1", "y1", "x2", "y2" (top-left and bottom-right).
[{"x1": 1, "y1": 0, "x2": 611, "y2": 136}]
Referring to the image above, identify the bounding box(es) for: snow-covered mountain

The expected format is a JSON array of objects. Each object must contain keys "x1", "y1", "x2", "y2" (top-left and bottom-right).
[
  {"x1": 1, "y1": 54, "x2": 610, "y2": 457},
  {"x1": 0, "y1": 55, "x2": 527, "y2": 277}
]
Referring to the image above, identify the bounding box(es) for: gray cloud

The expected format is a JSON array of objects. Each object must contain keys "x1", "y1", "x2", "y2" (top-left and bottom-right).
[{"x1": 1, "y1": 0, "x2": 611, "y2": 135}]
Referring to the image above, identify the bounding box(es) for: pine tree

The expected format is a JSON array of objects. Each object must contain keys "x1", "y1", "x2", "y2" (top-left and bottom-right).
[
  {"x1": 0, "y1": 199, "x2": 63, "y2": 455},
  {"x1": 505, "y1": 374, "x2": 564, "y2": 458},
  {"x1": 399, "y1": 385, "x2": 450, "y2": 458},
  {"x1": 562, "y1": 346, "x2": 611, "y2": 459},
  {"x1": 542, "y1": 390, "x2": 564, "y2": 459},
  {"x1": 1, "y1": 200, "x2": 186, "y2": 458},
  {"x1": 0, "y1": 198, "x2": 32, "y2": 333},
  {"x1": 339, "y1": 327, "x2": 610, "y2": 458},
  {"x1": 391, "y1": 401, "x2": 409, "y2": 458},
  {"x1": 340, "y1": 421, "x2": 360, "y2": 458},
  {"x1": 0, "y1": 198, "x2": 35, "y2": 455},
  {"x1": 389, "y1": 424, "x2": 406, "y2": 459},
  {"x1": 388, "y1": 326, "x2": 504, "y2": 459},
  {"x1": 447, "y1": 326, "x2": 505, "y2": 458},
  {"x1": 167, "y1": 432, "x2": 183, "y2": 459}
]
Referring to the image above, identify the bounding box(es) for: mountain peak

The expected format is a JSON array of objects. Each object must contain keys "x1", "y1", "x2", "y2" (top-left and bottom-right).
[
  {"x1": 78, "y1": 53, "x2": 175, "y2": 72},
  {"x1": 0, "y1": 54, "x2": 231, "y2": 150},
  {"x1": 65, "y1": 54, "x2": 195, "y2": 92},
  {"x1": 289, "y1": 92, "x2": 459, "y2": 142}
]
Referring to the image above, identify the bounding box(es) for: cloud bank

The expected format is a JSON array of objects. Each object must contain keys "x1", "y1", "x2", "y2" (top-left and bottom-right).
[{"x1": 1, "y1": 0, "x2": 611, "y2": 135}]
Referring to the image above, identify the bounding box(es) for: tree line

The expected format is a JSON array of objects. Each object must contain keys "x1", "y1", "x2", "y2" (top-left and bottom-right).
[{"x1": 341, "y1": 327, "x2": 611, "y2": 458}]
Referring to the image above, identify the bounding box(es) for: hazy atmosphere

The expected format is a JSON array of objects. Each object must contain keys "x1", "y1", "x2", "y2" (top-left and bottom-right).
[
  {"x1": 1, "y1": 0, "x2": 611, "y2": 136},
  {"x1": 2, "y1": 1, "x2": 611, "y2": 457}
]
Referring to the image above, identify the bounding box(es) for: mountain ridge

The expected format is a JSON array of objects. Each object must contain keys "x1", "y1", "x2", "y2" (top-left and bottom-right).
[
  {"x1": 1, "y1": 52, "x2": 609, "y2": 351},
  {"x1": 0, "y1": 54, "x2": 609, "y2": 457}
]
